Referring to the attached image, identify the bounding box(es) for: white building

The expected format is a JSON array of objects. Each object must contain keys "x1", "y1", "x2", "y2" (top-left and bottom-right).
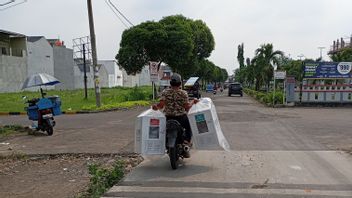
[{"x1": 98, "y1": 60, "x2": 123, "y2": 88}]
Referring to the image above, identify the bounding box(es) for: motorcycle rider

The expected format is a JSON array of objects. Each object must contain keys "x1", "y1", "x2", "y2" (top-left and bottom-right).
[{"x1": 152, "y1": 73, "x2": 198, "y2": 158}]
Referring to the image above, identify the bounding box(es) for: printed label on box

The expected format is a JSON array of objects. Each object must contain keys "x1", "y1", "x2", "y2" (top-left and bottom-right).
[
  {"x1": 149, "y1": 119, "x2": 160, "y2": 139},
  {"x1": 195, "y1": 114, "x2": 209, "y2": 134}
]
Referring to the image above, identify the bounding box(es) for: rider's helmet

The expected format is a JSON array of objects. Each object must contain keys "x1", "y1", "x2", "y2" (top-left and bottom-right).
[{"x1": 170, "y1": 73, "x2": 182, "y2": 87}]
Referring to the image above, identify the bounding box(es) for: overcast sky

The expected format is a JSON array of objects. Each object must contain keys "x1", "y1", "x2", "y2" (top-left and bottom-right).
[{"x1": 1, "y1": 0, "x2": 352, "y2": 73}]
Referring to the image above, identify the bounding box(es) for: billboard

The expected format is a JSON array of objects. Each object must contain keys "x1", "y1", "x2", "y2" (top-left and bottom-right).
[{"x1": 304, "y1": 62, "x2": 352, "y2": 79}]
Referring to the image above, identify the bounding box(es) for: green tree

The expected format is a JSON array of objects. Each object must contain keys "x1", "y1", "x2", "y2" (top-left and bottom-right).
[
  {"x1": 116, "y1": 15, "x2": 215, "y2": 78},
  {"x1": 237, "y1": 43, "x2": 245, "y2": 68},
  {"x1": 253, "y1": 44, "x2": 283, "y2": 91},
  {"x1": 330, "y1": 48, "x2": 352, "y2": 62}
]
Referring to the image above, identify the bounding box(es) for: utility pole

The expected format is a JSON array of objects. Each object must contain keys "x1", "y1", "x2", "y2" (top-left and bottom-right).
[
  {"x1": 87, "y1": 0, "x2": 101, "y2": 107},
  {"x1": 318, "y1": 47, "x2": 325, "y2": 61},
  {"x1": 83, "y1": 44, "x2": 88, "y2": 99}
]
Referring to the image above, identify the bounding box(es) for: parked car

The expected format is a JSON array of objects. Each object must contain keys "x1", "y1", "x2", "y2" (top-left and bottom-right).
[{"x1": 228, "y1": 82, "x2": 243, "y2": 97}]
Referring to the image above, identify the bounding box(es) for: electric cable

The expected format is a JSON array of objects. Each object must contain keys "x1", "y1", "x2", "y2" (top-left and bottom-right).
[
  {"x1": 108, "y1": 0, "x2": 134, "y2": 27},
  {"x1": 104, "y1": 0, "x2": 129, "y2": 28},
  {"x1": 0, "y1": 0, "x2": 27, "y2": 11}
]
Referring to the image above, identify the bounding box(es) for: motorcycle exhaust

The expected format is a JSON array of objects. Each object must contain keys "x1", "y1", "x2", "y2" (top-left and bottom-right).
[{"x1": 183, "y1": 145, "x2": 190, "y2": 152}]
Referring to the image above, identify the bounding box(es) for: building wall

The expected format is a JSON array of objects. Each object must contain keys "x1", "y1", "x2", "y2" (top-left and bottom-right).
[
  {"x1": 27, "y1": 37, "x2": 54, "y2": 77},
  {"x1": 53, "y1": 46, "x2": 75, "y2": 90},
  {"x1": 98, "y1": 60, "x2": 123, "y2": 87},
  {"x1": 0, "y1": 55, "x2": 27, "y2": 92},
  {"x1": 139, "y1": 66, "x2": 151, "y2": 86},
  {"x1": 73, "y1": 64, "x2": 94, "y2": 89}
]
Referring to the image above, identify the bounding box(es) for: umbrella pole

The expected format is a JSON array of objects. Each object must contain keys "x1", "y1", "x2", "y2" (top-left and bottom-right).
[{"x1": 40, "y1": 87, "x2": 44, "y2": 98}]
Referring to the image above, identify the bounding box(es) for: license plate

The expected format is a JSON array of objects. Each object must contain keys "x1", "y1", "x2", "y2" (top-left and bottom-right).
[{"x1": 42, "y1": 114, "x2": 53, "y2": 119}]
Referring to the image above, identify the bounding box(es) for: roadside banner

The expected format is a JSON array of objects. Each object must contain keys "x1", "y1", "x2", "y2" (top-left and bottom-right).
[
  {"x1": 149, "y1": 61, "x2": 159, "y2": 82},
  {"x1": 304, "y1": 62, "x2": 352, "y2": 79}
]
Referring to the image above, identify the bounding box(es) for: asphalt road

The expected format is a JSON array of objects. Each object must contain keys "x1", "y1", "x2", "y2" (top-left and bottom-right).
[
  {"x1": 104, "y1": 93, "x2": 352, "y2": 198},
  {"x1": 0, "y1": 107, "x2": 148, "y2": 154}
]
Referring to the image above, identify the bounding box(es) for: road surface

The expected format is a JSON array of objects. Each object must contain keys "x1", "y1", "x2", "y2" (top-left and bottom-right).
[{"x1": 104, "y1": 93, "x2": 352, "y2": 198}]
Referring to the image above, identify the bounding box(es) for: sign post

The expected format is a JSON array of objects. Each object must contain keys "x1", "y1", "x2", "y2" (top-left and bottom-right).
[{"x1": 149, "y1": 62, "x2": 159, "y2": 100}]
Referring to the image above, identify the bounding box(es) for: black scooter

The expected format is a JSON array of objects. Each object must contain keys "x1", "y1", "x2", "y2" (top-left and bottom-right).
[{"x1": 166, "y1": 120, "x2": 190, "y2": 170}]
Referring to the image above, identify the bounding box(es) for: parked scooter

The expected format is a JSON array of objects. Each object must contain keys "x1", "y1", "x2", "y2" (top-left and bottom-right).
[
  {"x1": 23, "y1": 95, "x2": 61, "y2": 136},
  {"x1": 166, "y1": 119, "x2": 190, "y2": 169},
  {"x1": 21, "y1": 73, "x2": 62, "y2": 136}
]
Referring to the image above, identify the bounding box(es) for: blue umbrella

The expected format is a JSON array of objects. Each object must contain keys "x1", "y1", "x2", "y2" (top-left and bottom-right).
[
  {"x1": 22, "y1": 73, "x2": 60, "y2": 89},
  {"x1": 22, "y1": 73, "x2": 60, "y2": 98}
]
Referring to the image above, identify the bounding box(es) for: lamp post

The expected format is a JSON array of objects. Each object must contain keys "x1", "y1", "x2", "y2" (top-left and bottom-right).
[{"x1": 318, "y1": 47, "x2": 325, "y2": 61}]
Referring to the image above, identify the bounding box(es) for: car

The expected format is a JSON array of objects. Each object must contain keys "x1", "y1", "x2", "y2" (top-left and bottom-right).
[{"x1": 228, "y1": 82, "x2": 243, "y2": 97}]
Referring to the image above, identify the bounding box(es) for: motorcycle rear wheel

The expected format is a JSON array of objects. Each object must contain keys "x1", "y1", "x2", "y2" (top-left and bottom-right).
[
  {"x1": 169, "y1": 144, "x2": 179, "y2": 170},
  {"x1": 46, "y1": 127, "x2": 53, "y2": 136}
]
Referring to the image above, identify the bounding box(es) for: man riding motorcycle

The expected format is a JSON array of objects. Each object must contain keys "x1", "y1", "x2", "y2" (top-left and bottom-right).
[{"x1": 152, "y1": 73, "x2": 198, "y2": 158}]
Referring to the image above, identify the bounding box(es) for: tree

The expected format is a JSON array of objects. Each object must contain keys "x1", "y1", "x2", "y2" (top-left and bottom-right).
[
  {"x1": 237, "y1": 43, "x2": 245, "y2": 68},
  {"x1": 253, "y1": 44, "x2": 283, "y2": 90},
  {"x1": 116, "y1": 21, "x2": 167, "y2": 75},
  {"x1": 330, "y1": 48, "x2": 352, "y2": 62},
  {"x1": 116, "y1": 15, "x2": 215, "y2": 78}
]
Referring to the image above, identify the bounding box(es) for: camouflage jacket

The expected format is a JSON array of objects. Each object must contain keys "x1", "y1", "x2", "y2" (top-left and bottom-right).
[{"x1": 160, "y1": 88, "x2": 188, "y2": 116}]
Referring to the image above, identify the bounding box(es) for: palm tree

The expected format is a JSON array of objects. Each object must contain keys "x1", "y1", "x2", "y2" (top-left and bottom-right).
[{"x1": 254, "y1": 44, "x2": 283, "y2": 91}]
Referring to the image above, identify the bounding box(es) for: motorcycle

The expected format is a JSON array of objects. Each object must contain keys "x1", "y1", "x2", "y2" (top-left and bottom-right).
[
  {"x1": 166, "y1": 119, "x2": 191, "y2": 169},
  {"x1": 21, "y1": 73, "x2": 62, "y2": 136},
  {"x1": 24, "y1": 95, "x2": 61, "y2": 136}
]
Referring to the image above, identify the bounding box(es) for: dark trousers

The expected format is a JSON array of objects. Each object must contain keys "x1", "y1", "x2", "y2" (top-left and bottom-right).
[{"x1": 166, "y1": 114, "x2": 192, "y2": 142}]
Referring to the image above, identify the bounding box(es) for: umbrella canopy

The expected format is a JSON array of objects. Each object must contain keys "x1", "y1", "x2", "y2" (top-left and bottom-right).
[{"x1": 22, "y1": 73, "x2": 60, "y2": 89}]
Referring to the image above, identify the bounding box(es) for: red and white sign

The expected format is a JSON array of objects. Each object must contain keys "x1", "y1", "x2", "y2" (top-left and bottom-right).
[{"x1": 149, "y1": 62, "x2": 159, "y2": 82}]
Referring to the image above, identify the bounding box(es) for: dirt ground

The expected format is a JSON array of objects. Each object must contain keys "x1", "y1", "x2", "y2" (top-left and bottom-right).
[{"x1": 0, "y1": 153, "x2": 143, "y2": 198}]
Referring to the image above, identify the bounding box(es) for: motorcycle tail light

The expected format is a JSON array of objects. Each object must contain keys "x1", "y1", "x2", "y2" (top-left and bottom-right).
[{"x1": 41, "y1": 109, "x2": 52, "y2": 114}]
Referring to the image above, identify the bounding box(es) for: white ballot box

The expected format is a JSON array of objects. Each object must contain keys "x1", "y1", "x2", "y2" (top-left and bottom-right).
[
  {"x1": 188, "y1": 97, "x2": 230, "y2": 151},
  {"x1": 135, "y1": 109, "x2": 166, "y2": 155}
]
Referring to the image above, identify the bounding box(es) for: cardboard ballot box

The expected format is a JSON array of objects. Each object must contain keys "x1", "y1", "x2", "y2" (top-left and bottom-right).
[
  {"x1": 135, "y1": 109, "x2": 166, "y2": 155},
  {"x1": 188, "y1": 97, "x2": 230, "y2": 151}
]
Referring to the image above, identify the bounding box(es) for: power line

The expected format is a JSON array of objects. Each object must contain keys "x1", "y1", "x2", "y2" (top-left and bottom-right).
[
  {"x1": 104, "y1": 0, "x2": 129, "y2": 28},
  {"x1": 0, "y1": 0, "x2": 27, "y2": 11},
  {"x1": 108, "y1": 0, "x2": 134, "y2": 27}
]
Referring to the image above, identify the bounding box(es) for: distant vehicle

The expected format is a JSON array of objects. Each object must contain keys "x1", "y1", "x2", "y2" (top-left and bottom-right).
[
  {"x1": 228, "y1": 82, "x2": 243, "y2": 97},
  {"x1": 184, "y1": 77, "x2": 201, "y2": 99},
  {"x1": 206, "y1": 84, "x2": 214, "y2": 93}
]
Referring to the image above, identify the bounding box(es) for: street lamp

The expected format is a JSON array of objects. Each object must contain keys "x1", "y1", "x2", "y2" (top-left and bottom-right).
[
  {"x1": 297, "y1": 54, "x2": 305, "y2": 61},
  {"x1": 318, "y1": 47, "x2": 325, "y2": 61}
]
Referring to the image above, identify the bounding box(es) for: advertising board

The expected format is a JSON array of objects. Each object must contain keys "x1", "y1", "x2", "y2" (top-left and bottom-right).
[{"x1": 304, "y1": 62, "x2": 352, "y2": 79}]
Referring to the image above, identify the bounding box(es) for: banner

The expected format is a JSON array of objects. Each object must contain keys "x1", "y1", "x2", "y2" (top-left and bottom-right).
[{"x1": 304, "y1": 62, "x2": 352, "y2": 79}]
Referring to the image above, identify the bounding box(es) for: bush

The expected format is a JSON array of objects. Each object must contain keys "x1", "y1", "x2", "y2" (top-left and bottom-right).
[
  {"x1": 244, "y1": 88, "x2": 284, "y2": 105},
  {"x1": 83, "y1": 161, "x2": 125, "y2": 198}
]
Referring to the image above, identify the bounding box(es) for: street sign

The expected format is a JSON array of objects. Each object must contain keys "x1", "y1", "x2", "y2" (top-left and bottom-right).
[
  {"x1": 149, "y1": 61, "x2": 159, "y2": 82},
  {"x1": 274, "y1": 71, "x2": 286, "y2": 79}
]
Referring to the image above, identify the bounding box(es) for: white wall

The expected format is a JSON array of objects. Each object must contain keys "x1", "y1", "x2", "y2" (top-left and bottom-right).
[
  {"x1": 27, "y1": 37, "x2": 54, "y2": 77},
  {"x1": 0, "y1": 55, "x2": 27, "y2": 92}
]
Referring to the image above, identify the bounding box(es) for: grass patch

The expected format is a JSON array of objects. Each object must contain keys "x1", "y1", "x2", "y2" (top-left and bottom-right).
[
  {"x1": 81, "y1": 100, "x2": 151, "y2": 111},
  {"x1": 80, "y1": 160, "x2": 125, "y2": 198},
  {"x1": 0, "y1": 125, "x2": 27, "y2": 137},
  {"x1": 0, "y1": 86, "x2": 152, "y2": 112}
]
